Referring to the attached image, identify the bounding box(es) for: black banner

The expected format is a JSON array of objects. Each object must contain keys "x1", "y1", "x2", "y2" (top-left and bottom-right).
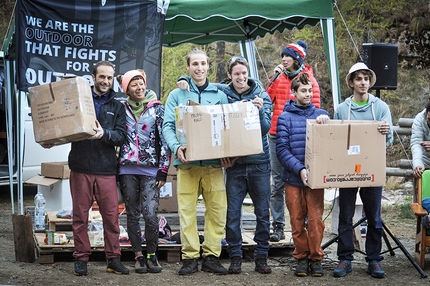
[{"x1": 16, "y1": 0, "x2": 165, "y2": 95}]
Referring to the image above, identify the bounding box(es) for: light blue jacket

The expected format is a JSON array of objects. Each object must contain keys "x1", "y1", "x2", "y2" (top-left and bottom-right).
[
  {"x1": 162, "y1": 79, "x2": 228, "y2": 166},
  {"x1": 334, "y1": 94, "x2": 393, "y2": 146}
]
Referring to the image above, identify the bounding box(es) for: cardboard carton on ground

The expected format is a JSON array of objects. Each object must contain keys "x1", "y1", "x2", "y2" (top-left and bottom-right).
[
  {"x1": 41, "y1": 162, "x2": 70, "y2": 179},
  {"x1": 325, "y1": 189, "x2": 365, "y2": 236},
  {"x1": 175, "y1": 101, "x2": 263, "y2": 161},
  {"x1": 305, "y1": 120, "x2": 386, "y2": 189},
  {"x1": 168, "y1": 159, "x2": 177, "y2": 175},
  {"x1": 158, "y1": 175, "x2": 178, "y2": 213},
  {"x1": 28, "y1": 77, "x2": 96, "y2": 146},
  {"x1": 25, "y1": 176, "x2": 72, "y2": 211}
]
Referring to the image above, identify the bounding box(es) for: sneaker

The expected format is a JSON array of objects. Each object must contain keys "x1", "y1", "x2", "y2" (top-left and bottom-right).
[
  {"x1": 74, "y1": 260, "x2": 87, "y2": 276},
  {"x1": 333, "y1": 260, "x2": 352, "y2": 277},
  {"x1": 135, "y1": 256, "x2": 148, "y2": 274},
  {"x1": 367, "y1": 260, "x2": 385, "y2": 278},
  {"x1": 106, "y1": 258, "x2": 130, "y2": 275},
  {"x1": 309, "y1": 260, "x2": 324, "y2": 277},
  {"x1": 270, "y1": 227, "x2": 285, "y2": 242},
  {"x1": 228, "y1": 256, "x2": 242, "y2": 274},
  {"x1": 254, "y1": 255, "x2": 272, "y2": 274},
  {"x1": 146, "y1": 255, "x2": 162, "y2": 273},
  {"x1": 294, "y1": 258, "x2": 308, "y2": 277},
  {"x1": 178, "y1": 259, "x2": 198, "y2": 275},
  {"x1": 201, "y1": 255, "x2": 228, "y2": 275}
]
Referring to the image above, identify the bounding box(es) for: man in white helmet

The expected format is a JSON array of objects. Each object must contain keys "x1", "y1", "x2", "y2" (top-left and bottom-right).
[{"x1": 332, "y1": 62, "x2": 393, "y2": 279}]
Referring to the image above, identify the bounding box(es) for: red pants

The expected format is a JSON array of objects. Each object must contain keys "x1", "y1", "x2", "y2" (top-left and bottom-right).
[
  {"x1": 70, "y1": 171, "x2": 121, "y2": 261},
  {"x1": 285, "y1": 183, "x2": 325, "y2": 261}
]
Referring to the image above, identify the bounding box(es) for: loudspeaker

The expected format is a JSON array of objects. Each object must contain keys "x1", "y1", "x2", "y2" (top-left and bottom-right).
[{"x1": 362, "y1": 43, "x2": 398, "y2": 90}]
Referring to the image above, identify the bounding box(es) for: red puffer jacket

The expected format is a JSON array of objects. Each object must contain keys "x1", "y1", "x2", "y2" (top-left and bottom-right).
[{"x1": 266, "y1": 64, "x2": 320, "y2": 136}]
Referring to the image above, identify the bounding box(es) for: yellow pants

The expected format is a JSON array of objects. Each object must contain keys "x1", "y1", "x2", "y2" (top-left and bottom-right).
[{"x1": 177, "y1": 165, "x2": 227, "y2": 259}]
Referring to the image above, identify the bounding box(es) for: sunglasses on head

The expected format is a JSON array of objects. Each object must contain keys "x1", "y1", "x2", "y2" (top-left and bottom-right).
[{"x1": 228, "y1": 56, "x2": 248, "y2": 66}]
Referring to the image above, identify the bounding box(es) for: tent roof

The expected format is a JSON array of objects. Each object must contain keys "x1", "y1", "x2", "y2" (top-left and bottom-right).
[{"x1": 163, "y1": 0, "x2": 334, "y2": 46}]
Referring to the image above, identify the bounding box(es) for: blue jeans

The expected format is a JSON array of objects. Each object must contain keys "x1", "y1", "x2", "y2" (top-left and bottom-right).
[
  {"x1": 337, "y1": 187, "x2": 384, "y2": 262},
  {"x1": 268, "y1": 135, "x2": 285, "y2": 228},
  {"x1": 225, "y1": 163, "x2": 271, "y2": 258}
]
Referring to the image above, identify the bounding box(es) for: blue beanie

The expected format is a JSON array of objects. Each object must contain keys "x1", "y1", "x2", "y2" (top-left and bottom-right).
[{"x1": 281, "y1": 40, "x2": 308, "y2": 66}]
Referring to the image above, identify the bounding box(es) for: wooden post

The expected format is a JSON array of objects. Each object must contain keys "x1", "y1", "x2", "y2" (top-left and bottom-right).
[{"x1": 12, "y1": 214, "x2": 36, "y2": 262}]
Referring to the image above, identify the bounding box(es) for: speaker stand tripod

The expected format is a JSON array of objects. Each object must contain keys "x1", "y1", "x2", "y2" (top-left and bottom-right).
[{"x1": 321, "y1": 216, "x2": 428, "y2": 278}]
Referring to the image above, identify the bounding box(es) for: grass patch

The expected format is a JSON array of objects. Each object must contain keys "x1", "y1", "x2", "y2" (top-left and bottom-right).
[{"x1": 382, "y1": 202, "x2": 415, "y2": 220}]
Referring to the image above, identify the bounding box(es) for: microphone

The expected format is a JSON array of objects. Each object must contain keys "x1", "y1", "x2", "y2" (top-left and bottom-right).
[{"x1": 267, "y1": 71, "x2": 281, "y2": 87}]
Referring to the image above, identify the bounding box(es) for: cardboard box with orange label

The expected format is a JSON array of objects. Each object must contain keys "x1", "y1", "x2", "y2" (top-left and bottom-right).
[{"x1": 305, "y1": 120, "x2": 386, "y2": 189}]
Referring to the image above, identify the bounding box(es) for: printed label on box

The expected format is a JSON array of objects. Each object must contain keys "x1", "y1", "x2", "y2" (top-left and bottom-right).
[{"x1": 160, "y1": 182, "x2": 173, "y2": 198}]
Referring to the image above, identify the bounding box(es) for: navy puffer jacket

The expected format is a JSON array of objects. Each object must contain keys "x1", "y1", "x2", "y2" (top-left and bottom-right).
[{"x1": 276, "y1": 99, "x2": 329, "y2": 187}]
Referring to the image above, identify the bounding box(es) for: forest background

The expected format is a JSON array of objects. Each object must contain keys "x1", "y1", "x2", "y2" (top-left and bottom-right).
[{"x1": 1, "y1": 0, "x2": 430, "y2": 165}]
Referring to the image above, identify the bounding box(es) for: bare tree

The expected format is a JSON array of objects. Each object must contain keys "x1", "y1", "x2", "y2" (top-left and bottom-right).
[{"x1": 216, "y1": 41, "x2": 226, "y2": 83}]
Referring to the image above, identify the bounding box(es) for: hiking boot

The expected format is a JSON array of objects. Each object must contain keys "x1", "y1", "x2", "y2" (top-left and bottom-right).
[
  {"x1": 146, "y1": 254, "x2": 162, "y2": 273},
  {"x1": 254, "y1": 254, "x2": 272, "y2": 274},
  {"x1": 333, "y1": 260, "x2": 352, "y2": 277},
  {"x1": 294, "y1": 258, "x2": 308, "y2": 277},
  {"x1": 201, "y1": 255, "x2": 228, "y2": 275},
  {"x1": 106, "y1": 258, "x2": 130, "y2": 275},
  {"x1": 228, "y1": 256, "x2": 242, "y2": 274},
  {"x1": 270, "y1": 227, "x2": 285, "y2": 242},
  {"x1": 74, "y1": 260, "x2": 87, "y2": 276},
  {"x1": 135, "y1": 256, "x2": 148, "y2": 274},
  {"x1": 367, "y1": 260, "x2": 385, "y2": 278},
  {"x1": 309, "y1": 260, "x2": 324, "y2": 277},
  {"x1": 178, "y1": 259, "x2": 198, "y2": 275}
]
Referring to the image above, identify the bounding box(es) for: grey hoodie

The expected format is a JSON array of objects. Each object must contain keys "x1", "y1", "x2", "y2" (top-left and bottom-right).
[{"x1": 334, "y1": 93, "x2": 393, "y2": 146}]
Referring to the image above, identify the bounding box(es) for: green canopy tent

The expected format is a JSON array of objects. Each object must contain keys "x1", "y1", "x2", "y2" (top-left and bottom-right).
[
  {"x1": 163, "y1": 0, "x2": 340, "y2": 107},
  {"x1": 2, "y1": 0, "x2": 340, "y2": 215}
]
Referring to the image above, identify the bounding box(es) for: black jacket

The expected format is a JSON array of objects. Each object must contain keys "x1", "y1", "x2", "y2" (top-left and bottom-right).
[{"x1": 68, "y1": 89, "x2": 126, "y2": 175}]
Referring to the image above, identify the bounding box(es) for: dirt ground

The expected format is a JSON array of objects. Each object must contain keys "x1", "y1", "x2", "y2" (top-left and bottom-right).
[{"x1": 0, "y1": 184, "x2": 429, "y2": 286}]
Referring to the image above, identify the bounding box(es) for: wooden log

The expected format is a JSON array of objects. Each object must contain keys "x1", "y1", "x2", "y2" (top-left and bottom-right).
[
  {"x1": 393, "y1": 126, "x2": 411, "y2": 136},
  {"x1": 398, "y1": 159, "x2": 413, "y2": 169},
  {"x1": 398, "y1": 118, "x2": 414, "y2": 128},
  {"x1": 12, "y1": 214, "x2": 36, "y2": 262},
  {"x1": 386, "y1": 167, "x2": 414, "y2": 177}
]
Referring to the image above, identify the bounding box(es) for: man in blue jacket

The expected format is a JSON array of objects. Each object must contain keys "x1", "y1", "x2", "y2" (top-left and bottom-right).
[
  {"x1": 221, "y1": 56, "x2": 273, "y2": 274},
  {"x1": 68, "y1": 61, "x2": 128, "y2": 276},
  {"x1": 163, "y1": 49, "x2": 229, "y2": 276},
  {"x1": 333, "y1": 62, "x2": 393, "y2": 279}
]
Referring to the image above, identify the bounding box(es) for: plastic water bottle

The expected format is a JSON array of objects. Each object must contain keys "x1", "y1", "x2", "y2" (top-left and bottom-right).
[{"x1": 34, "y1": 190, "x2": 46, "y2": 231}]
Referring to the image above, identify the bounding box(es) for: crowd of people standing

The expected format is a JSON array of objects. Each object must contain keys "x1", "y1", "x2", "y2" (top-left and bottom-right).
[{"x1": 51, "y1": 40, "x2": 396, "y2": 279}]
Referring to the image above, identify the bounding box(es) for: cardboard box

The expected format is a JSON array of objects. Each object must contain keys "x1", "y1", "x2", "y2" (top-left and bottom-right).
[
  {"x1": 305, "y1": 120, "x2": 386, "y2": 189},
  {"x1": 25, "y1": 176, "x2": 72, "y2": 211},
  {"x1": 168, "y1": 159, "x2": 177, "y2": 175},
  {"x1": 41, "y1": 162, "x2": 70, "y2": 179},
  {"x1": 28, "y1": 77, "x2": 96, "y2": 145},
  {"x1": 175, "y1": 101, "x2": 263, "y2": 161},
  {"x1": 325, "y1": 189, "x2": 365, "y2": 235},
  {"x1": 158, "y1": 175, "x2": 178, "y2": 213}
]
